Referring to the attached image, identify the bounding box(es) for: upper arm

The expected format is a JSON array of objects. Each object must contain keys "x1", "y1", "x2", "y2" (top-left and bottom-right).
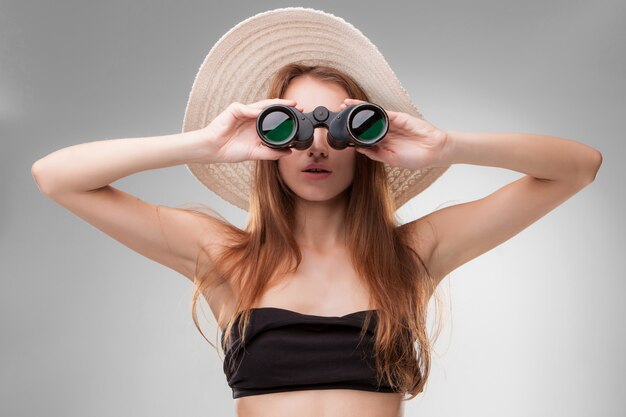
[
  {"x1": 43, "y1": 185, "x2": 230, "y2": 281},
  {"x1": 405, "y1": 175, "x2": 593, "y2": 284}
]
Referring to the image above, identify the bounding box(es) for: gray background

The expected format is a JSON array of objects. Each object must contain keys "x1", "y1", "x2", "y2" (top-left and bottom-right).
[{"x1": 2, "y1": 0, "x2": 624, "y2": 416}]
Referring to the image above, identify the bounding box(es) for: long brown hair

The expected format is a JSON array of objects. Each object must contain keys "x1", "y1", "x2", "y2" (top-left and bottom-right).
[{"x1": 173, "y1": 63, "x2": 446, "y2": 400}]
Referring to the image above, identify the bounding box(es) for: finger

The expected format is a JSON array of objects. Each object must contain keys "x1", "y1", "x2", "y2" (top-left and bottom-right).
[
  {"x1": 252, "y1": 146, "x2": 293, "y2": 161},
  {"x1": 250, "y1": 98, "x2": 297, "y2": 108},
  {"x1": 238, "y1": 102, "x2": 298, "y2": 118},
  {"x1": 343, "y1": 98, "x2": 367, "y2": 105},
  {"x1": 276, "y1": 98, "x2": 304, "y2": 113},
  {"x1": 231, "y1": 102, "x2": 265, "y2": 119},
  {"x1": 266, "y1": 97, "x2": 297, "y2": 105},
  {"x1": 386, "y1": 110, "x2": 402, "y2": 119},
  {"x1": 355, "y1": 146, "x2": 382, "y2": 162},
  {"x1": 340, "y1": 98, "x2": 373, "y2": 111},
  {"x1": 386, "y1": 111, "x2": 404, "y2": 127}
]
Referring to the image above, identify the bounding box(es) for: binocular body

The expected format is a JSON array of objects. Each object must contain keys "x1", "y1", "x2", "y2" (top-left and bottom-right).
[{"x1": 256, "y1": 102, "x2": 389, "y2": 150}]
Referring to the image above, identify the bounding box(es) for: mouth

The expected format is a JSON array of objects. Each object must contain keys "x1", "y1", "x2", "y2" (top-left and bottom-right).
[{"x1": 302, "y1": 170, "x2": 332, "y2": 180}]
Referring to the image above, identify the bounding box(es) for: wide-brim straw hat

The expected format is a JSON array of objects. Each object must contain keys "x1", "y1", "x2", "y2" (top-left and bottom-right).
[{"x1": 182, "y1": 6, "x2": 450, "y2": 212}]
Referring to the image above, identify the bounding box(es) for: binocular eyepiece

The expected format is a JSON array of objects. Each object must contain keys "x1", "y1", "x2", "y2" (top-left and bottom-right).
[{"x1": 256, "y1": 102, "x2": 389, "y2": 150}]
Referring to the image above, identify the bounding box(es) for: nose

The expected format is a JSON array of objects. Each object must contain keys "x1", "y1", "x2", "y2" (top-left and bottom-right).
[{"x1": 308, "y1": 127, "x2": 329, "y2": 158}]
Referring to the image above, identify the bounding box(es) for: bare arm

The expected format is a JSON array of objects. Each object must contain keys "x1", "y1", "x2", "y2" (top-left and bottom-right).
[
  {"x1": 407, "y1": 131, "x2": 602, "y2": 283},
  {"x1": 440, "y1": 130, "x2": 602, "y2": 182},
  {"x1": 30, "y1": 97, "x2": 296, "y2": 318},
  {"x1": 32, "y1": 129, "x2": 208, "y2": 194},
  {"x1": 30, "y1": 129, "x2": 226, "y2": 282}
]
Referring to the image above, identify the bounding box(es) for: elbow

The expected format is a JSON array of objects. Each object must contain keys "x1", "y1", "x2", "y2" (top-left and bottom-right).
[
  {"x1": 586, "y1": 150, "x2": 603, "y2": 183},
  {"x1": 31, "y1": 160, "x2": 54, "y2": 195},
  {"x1": 578, "y1": 149, "x2": 602, "y2": 184}
]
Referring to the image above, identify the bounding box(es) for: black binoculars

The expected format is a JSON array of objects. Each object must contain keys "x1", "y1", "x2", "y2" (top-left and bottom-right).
[{"x1": 256, "y1": 102, "x2": 389, "y2": 150}]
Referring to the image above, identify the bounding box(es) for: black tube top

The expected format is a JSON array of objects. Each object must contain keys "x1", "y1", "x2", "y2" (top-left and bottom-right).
[{"x1": 221, "y1": 307, "x2": 401, "y2": 399}]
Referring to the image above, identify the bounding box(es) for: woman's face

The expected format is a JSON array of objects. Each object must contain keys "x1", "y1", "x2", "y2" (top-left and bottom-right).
[{"x1": 278, "y1": 76, "x2": 356, "y2": 204}]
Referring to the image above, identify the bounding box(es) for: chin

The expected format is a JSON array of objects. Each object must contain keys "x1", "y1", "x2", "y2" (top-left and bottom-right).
[{"x1": 293, "y1": 187, "x2": 352, "y2": 204}]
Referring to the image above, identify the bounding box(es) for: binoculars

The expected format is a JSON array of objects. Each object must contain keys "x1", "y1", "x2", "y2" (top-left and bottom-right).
[{"x1": 256, "y1": 102, "x2": 389, "y2": 150}]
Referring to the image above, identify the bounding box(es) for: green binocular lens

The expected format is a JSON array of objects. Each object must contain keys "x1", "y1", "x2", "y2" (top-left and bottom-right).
[
  {"x1": 259, "y1": 109, "x2": 297, "y2": 145},
  {"x1": 348, "y1": 107, "x2": 387, "y2": 144}
]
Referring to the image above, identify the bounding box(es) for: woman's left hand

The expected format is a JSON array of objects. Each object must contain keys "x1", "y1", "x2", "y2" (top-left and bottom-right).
[{"x1": 341, "y1": 98, "x2": 450, "y2": 170}]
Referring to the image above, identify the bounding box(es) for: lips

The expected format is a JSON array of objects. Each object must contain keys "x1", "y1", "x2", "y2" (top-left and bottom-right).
[
  {"x1": 302, "y1": 171, "x2": 332, "y2": 180},
  {"x1": 302, "y1": 163, "x2": 332, "y2": 173}
]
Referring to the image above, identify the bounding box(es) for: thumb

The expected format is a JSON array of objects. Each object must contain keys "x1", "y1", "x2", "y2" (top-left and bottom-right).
[{"x1": 356, "y1": 146, "x2": 381, "y2": 161}]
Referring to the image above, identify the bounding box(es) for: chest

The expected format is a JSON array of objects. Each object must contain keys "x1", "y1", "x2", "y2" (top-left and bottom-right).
[{"x1": 254, "y1": 250, "x2": 374, "y2": 315}]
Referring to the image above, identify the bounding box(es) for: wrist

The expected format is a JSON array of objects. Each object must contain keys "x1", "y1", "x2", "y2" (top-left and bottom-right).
[
  {"x1": 436, "y1": 130, "x2": 457, "y2": 167},
  {"x1": 181, "y1": 128, "x2": 215, "y2": 164}
]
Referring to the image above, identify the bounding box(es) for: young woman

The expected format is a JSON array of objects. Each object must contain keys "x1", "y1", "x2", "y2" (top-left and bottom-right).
[{"x1": 31, "y1": 8, "x2": 602, "y2": 417}]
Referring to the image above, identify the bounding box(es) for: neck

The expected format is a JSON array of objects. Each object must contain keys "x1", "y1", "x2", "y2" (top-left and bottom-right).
[{"x1": 293, "y1": 195, "x2": 348, "y2": 251}]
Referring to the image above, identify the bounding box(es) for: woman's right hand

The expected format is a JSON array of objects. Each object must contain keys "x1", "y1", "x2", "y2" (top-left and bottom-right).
[{"x1": 193, "y1": 98, "x2": 304, "y2": 164}]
